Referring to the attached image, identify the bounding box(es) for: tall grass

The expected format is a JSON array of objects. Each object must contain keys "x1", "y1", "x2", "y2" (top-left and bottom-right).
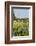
[{"x1": 13, "y1": 18, "x2": 29, "y2": 36}]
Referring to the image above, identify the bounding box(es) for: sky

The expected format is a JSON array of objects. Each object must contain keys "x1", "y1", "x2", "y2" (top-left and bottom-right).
[{"x1": 13, "y1": 8, "x2": 30, "y2": 19}]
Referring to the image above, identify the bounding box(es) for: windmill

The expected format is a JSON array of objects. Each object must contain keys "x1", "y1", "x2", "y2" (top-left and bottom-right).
[{"x1": 12, "y1": 9, "x2": 16, "y2": 20}]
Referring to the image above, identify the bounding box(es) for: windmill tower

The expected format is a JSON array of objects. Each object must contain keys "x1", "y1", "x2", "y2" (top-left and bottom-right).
[{"x1": 12, "y1": 9, "x2": 16, "y2": 20}]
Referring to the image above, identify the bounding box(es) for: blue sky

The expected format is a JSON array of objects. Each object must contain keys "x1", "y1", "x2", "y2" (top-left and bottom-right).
[{"x1": 13, "y1": 9, "x2": 30, "y2": 19}]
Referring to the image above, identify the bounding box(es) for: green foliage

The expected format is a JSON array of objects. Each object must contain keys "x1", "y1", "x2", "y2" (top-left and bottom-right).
[{"x1": 13, "y1": 18, "x2": 29, "y2": 36}]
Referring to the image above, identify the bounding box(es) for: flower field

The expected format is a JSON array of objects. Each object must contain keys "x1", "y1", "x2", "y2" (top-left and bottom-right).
[{"x1": 12, "y1": 18, "x2": 29, "y2": 36}]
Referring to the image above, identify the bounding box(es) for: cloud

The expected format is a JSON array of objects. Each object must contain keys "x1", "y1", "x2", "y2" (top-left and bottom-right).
[{"x1": 13, "y1": 8, "x2": 30, "y2": 19}]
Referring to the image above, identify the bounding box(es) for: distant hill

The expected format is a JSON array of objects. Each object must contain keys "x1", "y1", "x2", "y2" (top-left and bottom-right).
[{"x1": 13, "y1": 15, "x2": 29, "y2": 20}]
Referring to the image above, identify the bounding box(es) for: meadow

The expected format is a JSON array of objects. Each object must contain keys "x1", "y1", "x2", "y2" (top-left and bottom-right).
[{"x1": 13, "y1": 18, "x2": 29, "y2": 36}]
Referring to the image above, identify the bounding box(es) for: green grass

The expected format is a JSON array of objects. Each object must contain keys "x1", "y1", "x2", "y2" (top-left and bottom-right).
[{"x1": 12, "y1": 18, "x2": 29, "y2": 36}]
